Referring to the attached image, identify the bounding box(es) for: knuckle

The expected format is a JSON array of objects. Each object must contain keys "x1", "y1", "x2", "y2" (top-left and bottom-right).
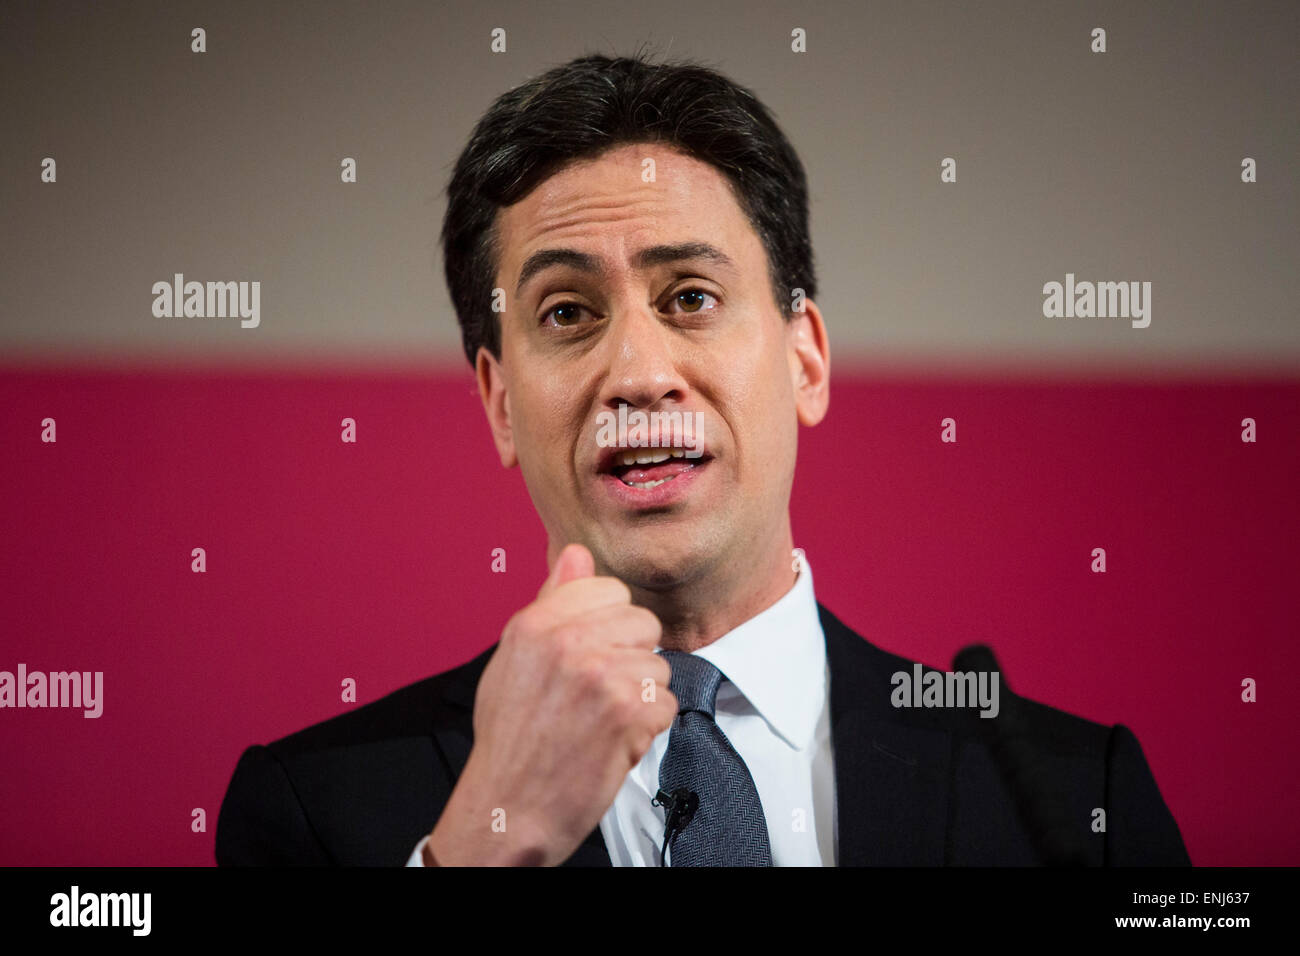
[
  {"x1": 625, "y1": 686, "x2": 651, "y2": 720},
  {"x1": 506, "y1": 605, "x2": 546, "y2": 641},
  {"x1": 571, "y1": 654, "x2": 607, "y2": 691},
  {"x1": 548, "y1": 620, "x2": 590, "y2": 658},
  {"x1": 649, "y1": 655, "x2": 671, "y2": 681},
  {"x1": 499, "y1": 613, "x2": 523, "y2": 644},
  {"x1": 602, "y1": 676, "x2": 643, "y2": 726},
  {"x1": 631, "y1": 728, "x2": 655, "y2": 759}
]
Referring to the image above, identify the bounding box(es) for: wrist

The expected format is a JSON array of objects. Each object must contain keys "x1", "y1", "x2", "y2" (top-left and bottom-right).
[{"x1": 429, "y1": 760, "x2": 549, "y2": 866}]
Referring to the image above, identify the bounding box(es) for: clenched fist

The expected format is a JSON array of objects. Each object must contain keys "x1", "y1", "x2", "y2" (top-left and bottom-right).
[{"x1": 425, "y1": 543, "x2": 676, "y2": 865}]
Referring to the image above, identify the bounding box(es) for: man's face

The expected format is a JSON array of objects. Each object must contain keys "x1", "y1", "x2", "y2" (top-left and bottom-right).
[{"x1": 478, "y1": 142, "x2": 827, "y2": 594}]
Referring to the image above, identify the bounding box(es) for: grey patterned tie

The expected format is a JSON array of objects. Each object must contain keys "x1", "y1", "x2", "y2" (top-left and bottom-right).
[{"x1": 658, "y1": 651, "x2": 774, "y2": 866}]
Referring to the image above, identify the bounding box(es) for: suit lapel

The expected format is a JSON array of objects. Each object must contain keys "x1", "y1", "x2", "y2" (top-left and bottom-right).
[
  {"x1": 820, "y1": 603, "x2": 951, "y2": 865},
  {"x1": 429, "y1": 647, "x2": 484, "y2": 800}
]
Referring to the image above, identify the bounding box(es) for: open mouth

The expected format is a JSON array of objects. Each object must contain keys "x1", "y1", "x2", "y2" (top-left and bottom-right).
[{"x1": 602, "y1": 447, "x2": 711, "y2": 489}]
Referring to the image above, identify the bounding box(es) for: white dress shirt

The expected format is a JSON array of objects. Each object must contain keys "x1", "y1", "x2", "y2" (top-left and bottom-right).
[{"x1": 408, "y1": 557, "x2": 836, "y2": 866}]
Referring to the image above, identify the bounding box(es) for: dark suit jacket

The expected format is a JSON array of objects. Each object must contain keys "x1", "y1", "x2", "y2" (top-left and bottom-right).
[{"x1": 216, "y1": 603, "x2": 1191, "y2": 866}]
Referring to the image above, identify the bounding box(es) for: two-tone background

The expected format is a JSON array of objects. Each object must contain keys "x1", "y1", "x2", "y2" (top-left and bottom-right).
[{"x1": 1, "y1": 0, "x2": 1296, "y2": 865}]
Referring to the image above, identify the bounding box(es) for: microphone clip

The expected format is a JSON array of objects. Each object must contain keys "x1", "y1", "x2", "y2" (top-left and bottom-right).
[{"x1": 653, "y1": 787, "x2": 699, "y2": 866}]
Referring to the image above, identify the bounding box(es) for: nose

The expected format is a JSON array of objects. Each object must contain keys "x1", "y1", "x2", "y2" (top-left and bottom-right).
[{"x1": 596, "y1": 303, "x2": 689, "y2": 412}]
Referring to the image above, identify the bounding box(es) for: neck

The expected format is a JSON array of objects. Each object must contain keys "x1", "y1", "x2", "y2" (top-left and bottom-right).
[{"x1": 633, "y1": 526, "x2": 798, "y2": 653}]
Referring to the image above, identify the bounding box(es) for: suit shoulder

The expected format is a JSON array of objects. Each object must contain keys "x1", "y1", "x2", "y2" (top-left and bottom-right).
[
  {"x1": 818, "y1": 602, "x2": 1113, "y2": 757},
  {"x1": 818, "y1": 602, "x2": 1188, "y2": 864},
  {"x1": 263, "y1": 643, "x2": 495, "y2": 758}
]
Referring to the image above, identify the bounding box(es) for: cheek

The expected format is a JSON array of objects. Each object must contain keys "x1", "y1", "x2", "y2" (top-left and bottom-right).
[
  {"x1": 516, "y1": 409, "x2": 557, "y2": 465},
  {"x1": 513, "y1": 386, "x2": 584, "y2": 483},
  {"x1": 740, "y1": 342, "x2": 799, "y2": 470}
]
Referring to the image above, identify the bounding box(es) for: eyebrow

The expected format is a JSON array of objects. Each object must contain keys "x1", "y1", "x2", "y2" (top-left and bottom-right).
[{"x1": 515, "y1": 242, "x2": 736, "y2": 296}]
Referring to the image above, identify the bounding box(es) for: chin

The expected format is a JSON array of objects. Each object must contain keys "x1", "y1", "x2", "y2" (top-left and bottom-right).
[{"x1": 607, "y1": 548, "x2": 707, "y2": 593}]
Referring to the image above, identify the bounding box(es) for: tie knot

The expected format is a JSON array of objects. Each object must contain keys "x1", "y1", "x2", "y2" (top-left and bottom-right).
[{"x1": 661, "y1": 651, "x2": 724, "y2": 717}]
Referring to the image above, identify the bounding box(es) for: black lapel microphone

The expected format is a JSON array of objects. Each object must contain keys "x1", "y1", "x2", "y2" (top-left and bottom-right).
[{"x1": 651, "y1": 788, "x2": 700, "y2": 867}]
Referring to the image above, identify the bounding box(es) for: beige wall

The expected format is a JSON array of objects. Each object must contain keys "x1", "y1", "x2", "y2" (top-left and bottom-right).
[{"x1": 2, "y1": 0, "x2": 1296, "y2": 370}]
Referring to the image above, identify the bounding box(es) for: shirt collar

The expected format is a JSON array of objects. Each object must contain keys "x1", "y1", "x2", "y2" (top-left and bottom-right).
[{"x1": 682, "y1": 556, "x2": 826, "y2": 750}]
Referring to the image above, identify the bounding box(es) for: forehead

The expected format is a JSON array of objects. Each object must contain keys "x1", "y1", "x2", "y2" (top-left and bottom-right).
[{"x1": 495, "y1": 143, "x2": 760, "y2": 280}]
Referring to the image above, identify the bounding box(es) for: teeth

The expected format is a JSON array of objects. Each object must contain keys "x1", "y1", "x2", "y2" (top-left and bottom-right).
[
  {"x1": 622, "y1": 475, "x2": 677, "y2": 489},
  {"x1": 615, "y1": 448, "x2": 690, "y2": 466}
]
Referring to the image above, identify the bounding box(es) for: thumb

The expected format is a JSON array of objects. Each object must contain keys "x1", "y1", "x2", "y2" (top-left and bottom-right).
[{"x1": 538, "y1": 543, "x2": 595, "y2": 598}]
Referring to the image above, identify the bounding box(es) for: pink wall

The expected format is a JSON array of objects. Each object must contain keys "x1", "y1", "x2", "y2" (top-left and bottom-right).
[{"x1": 1, "y1": 363, "x2": 1295, "y2": 865}]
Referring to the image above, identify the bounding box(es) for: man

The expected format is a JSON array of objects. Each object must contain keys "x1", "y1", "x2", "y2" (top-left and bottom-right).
[{"x1": 216, "y1": 54, "x2": 1190, "y2": 867}]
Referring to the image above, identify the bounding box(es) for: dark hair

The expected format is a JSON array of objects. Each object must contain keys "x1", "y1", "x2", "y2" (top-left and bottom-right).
[{"x1": 441, "y1": 53, "x2": 816, "y2": 365}]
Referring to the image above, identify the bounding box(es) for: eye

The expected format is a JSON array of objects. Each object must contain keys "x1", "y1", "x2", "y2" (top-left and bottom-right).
[
  {"x1": 667, "y1": 289, "x2": 718, "y2": 314},
  {"x1": 540, "y1": 302, "x2": 595, "y2": 327}
]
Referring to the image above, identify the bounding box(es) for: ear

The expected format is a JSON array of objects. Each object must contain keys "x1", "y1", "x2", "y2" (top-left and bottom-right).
[
  {"x1": 476, "y1": 346, "x2": 518, "y2": 468},
  {"x1": 786, "y1": 298, "x2": 830, "y2": 427}
]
